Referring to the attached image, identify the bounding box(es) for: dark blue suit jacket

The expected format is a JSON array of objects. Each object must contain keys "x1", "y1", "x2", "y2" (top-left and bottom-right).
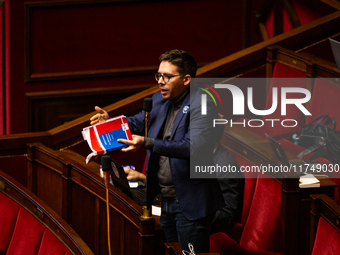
[{"x1": 127, "y1": 88, "x2": 225, "y2": 220}]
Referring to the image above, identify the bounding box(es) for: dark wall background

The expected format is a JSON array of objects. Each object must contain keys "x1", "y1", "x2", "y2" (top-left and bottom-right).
[{"x1": 1, "y1": 0, "x2": 264, "y2": 134}]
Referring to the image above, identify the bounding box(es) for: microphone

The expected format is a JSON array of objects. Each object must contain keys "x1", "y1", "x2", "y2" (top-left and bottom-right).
[
  {"x1": 143, "y1": 98, "x2": 152, "y2": 113},
  {"x1": 143, "y1": 98, "x2": 152, "y2": 137},
  {"x1": 101, "y1": 155, "x2": 112, "y2": 172}
]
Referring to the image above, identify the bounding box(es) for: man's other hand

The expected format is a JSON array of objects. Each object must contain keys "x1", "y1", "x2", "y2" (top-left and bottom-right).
[
  {"x1": 118, "y1": 135, "x2": 144, "y2": 152},
  {"x1": 90, "y1": 106, "x2": 110, "y2": 125}
]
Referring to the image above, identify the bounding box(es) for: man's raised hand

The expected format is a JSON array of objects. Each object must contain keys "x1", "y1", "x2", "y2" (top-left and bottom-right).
[{"x1": 90, "y1": 106, "x2": 110, "y2": 125}]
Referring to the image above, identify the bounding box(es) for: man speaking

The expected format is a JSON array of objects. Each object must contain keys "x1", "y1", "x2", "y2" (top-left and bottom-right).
[{"x1": 90, "y1": 49, "x2": 224, "y2": 253}]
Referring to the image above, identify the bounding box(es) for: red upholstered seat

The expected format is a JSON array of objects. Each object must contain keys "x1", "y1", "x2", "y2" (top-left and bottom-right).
[
  {"x1": 0, "y1": 192, "x2": 72, "y2": 255},
  {"x1": 216, "y1": 152, "x2": 257, "y2": 243},
  {"x1": 230, "y1": 153, "x2": 257, "y2": 227},
  {"x1": 38, "y1": 230, "x2": 72, "y2": 255},
  {"x1": 210, "y1": 231, "x2": 282, "y2": 255},
  {"x1": 0, "y1": 193, "x2": 21, "y2": 252},
  {"x1": 238, "y1": 62, "x2": 306, "y2": 140},
  {"x1": 210, "y1": 173, "x2": 282, "y2": 255},
  {"x1": 5, "y1": 208, "x2": 70, "y2": 255},
  {"x1": 239, "y1": 174, "x2": 282, "y2": 252},
  {"x1": 265, "y1": 0, "x2": 322, "y2": 39},
  {"x1": 306, "y1": 78, "x2": 340, "y2": 126},
  {"x1": 6, "y1": 208, "x2": 48, "y2": 255},
  {"x1": 311, "y1": 217, "x2": 340, "y2": 255}
]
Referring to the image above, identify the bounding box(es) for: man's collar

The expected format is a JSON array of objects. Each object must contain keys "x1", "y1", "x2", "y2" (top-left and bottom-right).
[{"x1": 170, "y1": 87, "x2": 190, "y2": 108}]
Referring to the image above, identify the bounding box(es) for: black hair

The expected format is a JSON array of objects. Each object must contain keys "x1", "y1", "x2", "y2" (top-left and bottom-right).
[{"x1": 159, "y1": 49, "x2": 197, "y2": 78}]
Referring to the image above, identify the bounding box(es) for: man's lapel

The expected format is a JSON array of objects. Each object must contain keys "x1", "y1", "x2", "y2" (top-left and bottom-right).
[
  {"x1": 170, "y1": 93, "x2": 190, "y2": 139},
  {"x1": 151, "y1": 99, "x2": 170, "y2": 139}
]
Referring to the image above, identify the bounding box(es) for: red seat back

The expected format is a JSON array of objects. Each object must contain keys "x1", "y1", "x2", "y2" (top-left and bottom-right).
[
  {"x1": 265, "y1": 0, "x2": 322, "y2": 38},
  {"x1": 239, "y1": 173, "x2": 282, "y2": 253},
  {"x1": 0, "y1": 193, "x2": 21, "y2": 252},
  {"x1": 311, "y1": 217, "x2": 340, "y2": 255},
  {"x1": 230, "y1": 152, "x2": 257, "y2": 226},
  {"x1": 0, "y1": 192, "x2": 71, "y2": 255},
  {"x1": 210, "y1": 172, "x2": 283, "y2": 255},
  {"x1": 265, "y1": 62, "x2": 306, "y2": 125},
  {"x1": 307, "y1": 78, "x2": 340, "y2": 128}
]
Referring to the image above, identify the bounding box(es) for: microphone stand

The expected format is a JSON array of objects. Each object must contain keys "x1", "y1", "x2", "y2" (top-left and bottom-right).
[
  {"x1": 104, "y1": 171, "x2": 112, "y2": 255},
  {"x1": 102, "y1": 156, "x2": 112, "y2": 255},
  {"x1": 145, "y1": 111, "x2": 149, "y2": 137},
  {"x1": 142, "y1": 110, "x2": 152, "y2": 219}
]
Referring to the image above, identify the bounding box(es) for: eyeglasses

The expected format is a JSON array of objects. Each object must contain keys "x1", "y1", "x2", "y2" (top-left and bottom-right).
[{"x1": 155, "y1": 73, "x2": 180, "y2": 83}]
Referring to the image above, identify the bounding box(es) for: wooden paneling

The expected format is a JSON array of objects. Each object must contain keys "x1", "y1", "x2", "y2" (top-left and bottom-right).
[
  {"x1": 24, "y1": 0, "x2": 158, "y2": 82},
  {"x1": 25, "y1": 84, "x2": 153, "y2": 132},
  {"x1": 37, "y1": 163, "x2": 63, "y2": 215},
  {"x1": 24, "y1": 0, "x2": 243, "y2": 83},
  {"x1": 70, "y1": 182, "x2": 99, "y2": 253},
  {"x1": 8, "y1": 0, "x2": 254, "y2": 134}
]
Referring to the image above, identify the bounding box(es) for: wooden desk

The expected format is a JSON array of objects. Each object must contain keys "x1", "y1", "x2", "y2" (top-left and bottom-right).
[{"x1": 27, "y1": 142, "x2": 161, "y2": 255}]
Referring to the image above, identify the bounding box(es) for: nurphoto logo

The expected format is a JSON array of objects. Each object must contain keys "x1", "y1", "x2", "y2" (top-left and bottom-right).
[{"x1": 195, "y1": 78, "x2": 313, "y2": 129}]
